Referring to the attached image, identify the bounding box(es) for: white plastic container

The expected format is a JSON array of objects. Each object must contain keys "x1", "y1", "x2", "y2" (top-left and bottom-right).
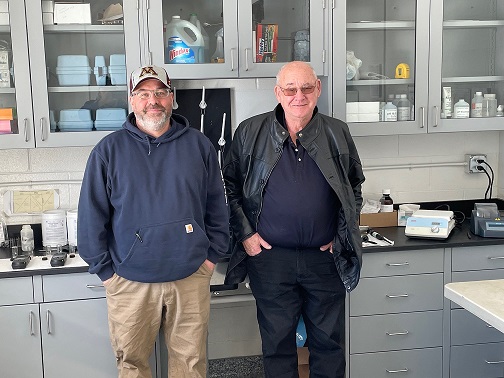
[
  {"x1": 383, "y1": 102, "x2": 397, "y2": 121},
  {"x1": 471, "y1": 91, "x2": 484, "y2": 118},
  {"x1": 453, "y1": 99, "x2": 470, "y2": 119},
  {"x1": 189, "y1": 13, "x2": 209, "y2": 63},
  {"x1": 211, "y1": 27, "x2": 224, "y2": 63},
  {"x1": 42, "y1": 210, "x2": 67, "y2": 247},
  {"x1": 66, "y1": 209, "x2": 78, "y2": 249},
  {"x1": 165, "y1": 15, "x2": 204, "y2": 64},
  {"x1": 397, "y1": 94, "x2": 411, "y2": 121},
  {"x1": 482, "y1": 94, "x2": 497, "y2": 117},
  {"x1": 20, "y1": 224, "x2": 34, "y2": 255}
]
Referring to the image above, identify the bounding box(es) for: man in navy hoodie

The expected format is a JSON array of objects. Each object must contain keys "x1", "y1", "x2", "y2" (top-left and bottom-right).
[{"x1": 78, "y1": 65, "x2": 229, "y2": 378}]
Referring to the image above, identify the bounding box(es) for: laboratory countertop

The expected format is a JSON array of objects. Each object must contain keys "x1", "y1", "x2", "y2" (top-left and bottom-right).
[{"x1": 445, "y1": 279, "x2": 504, "y2": 334}]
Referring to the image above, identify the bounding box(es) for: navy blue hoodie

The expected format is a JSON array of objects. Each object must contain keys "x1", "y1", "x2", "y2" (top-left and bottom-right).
[{"x1": 77, "y1": 113, "x2": 229, "y2": 282}]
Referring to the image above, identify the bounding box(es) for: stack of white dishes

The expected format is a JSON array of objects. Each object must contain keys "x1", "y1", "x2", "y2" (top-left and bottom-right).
[
  {"x1": 108, "y1": 54, "x2": 126, "y2": 85},
  {"x1": 56, "y1": 55, "x2": 92, "y2": 86},
  {"x1": 58, "y1": 109, "x2": 93, "y2": 131},
  {"x1": 94, "y1": 108, "x2": 126, "y2": 131}
]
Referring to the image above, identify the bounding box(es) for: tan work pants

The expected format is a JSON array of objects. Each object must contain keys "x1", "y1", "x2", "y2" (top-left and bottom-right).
[{"x1": 105, "y1": 263, "x2": 213, "y2": 378}]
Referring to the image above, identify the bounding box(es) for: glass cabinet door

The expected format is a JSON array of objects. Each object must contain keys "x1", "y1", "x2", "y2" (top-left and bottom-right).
[
  {"x1": 429, "y1": 0, "x2": 504, "y2": 132},
  {"x1": 338, "y1": 0, "x2": 429, "y2": 136},
  {"x1": 26, "y1": 0, "x2": 139, "y2": 148},
  {"x1": 0, "y1": 0, "x2": 35, "y2": 149},
  {"x1": 147, "y1": 0, "x2": 324, "y2": 79}
]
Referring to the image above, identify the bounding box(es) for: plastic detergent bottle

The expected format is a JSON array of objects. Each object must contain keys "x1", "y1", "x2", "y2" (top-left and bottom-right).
[
  {"x1": 471, "y1": 91, "x2": 483, "y2": 118},
  {"x1": 383, "y1": 101, "x2": 397, "y2": 121},
  {"x1": 211, "y1": 27, "x2": 224, "y2": 63},
  {"x1": 165, "y1": 15, "x2": 204, "y2": 64},
  {"x1": 397, "y1": 94, "x2": 411, "y2": 121},
  {"x1": 453, "y1": 99, "x2": 470, "y2": 119},
  {"x1": 189, "y1": 13, "x2": 209, "y2": 63}
]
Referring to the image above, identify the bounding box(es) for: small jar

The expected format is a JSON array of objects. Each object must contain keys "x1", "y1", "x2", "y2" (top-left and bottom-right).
[{"x1": 380, "y1": 189, "x2": 394, "y2": 212}]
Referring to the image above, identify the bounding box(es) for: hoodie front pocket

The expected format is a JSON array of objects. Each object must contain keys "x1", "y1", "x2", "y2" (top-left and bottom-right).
[{"x1": 121, "y1": 219, "x2": 209, "y2": 270}]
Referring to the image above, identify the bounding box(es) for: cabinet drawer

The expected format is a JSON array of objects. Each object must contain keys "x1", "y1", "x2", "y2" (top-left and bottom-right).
[
  {"x1": 450, "y1": 342, "x2": 504, "y2": 378},
  {"x1": 349, "y1": 347, "x2": 442, "y2": 378},
  {"x1": 42, "y1": 273, "x2": 105, "y2": 302},
  {"x1": 0, "y1": 276, "x2": 33, "y2": 306},
  {"x1": 452, "y1": 245, "x2": 504, "y2": 271},
  {"x1": 350, "y1": 310, "x2": 443, "y2": 354},
  {"x1": 361, "y1": 249, "x2": 443, "y2": 278},
  {"x1": 350, "y1": 273, "x2": 444, "y2": 316},
  {"x1": 451, "y1": 308, "x2": 504, "y2": 346},
  {"x1": 451, "y1": 269, "x2": 504, "y2": 308}
]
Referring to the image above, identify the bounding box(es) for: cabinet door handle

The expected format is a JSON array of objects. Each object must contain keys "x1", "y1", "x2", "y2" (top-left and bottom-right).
[
  {"x1": 386, "y1": 368, "x2": 409, "y2": 373},
  {"x1": 46, "y1": 309, "x2": 52, "y2": 334},
  {"x1": 419, "y1": 106, "x2": 425, "y2": 128},
  {"x1": 245, "y1": 48, "x2": 251, "y2": 71},
  {"x1": 24, "y1": 118, "x2": 30, "y2": 142},
  {"x1": 230, "y1": 48, "x2": 236, "y2": 71},
  {"x1": 488, "y1": 256, "x2": 504, "y2": 260},
  {"x1": 40, "y1": 118, "x2": 47, "y2": 141},
  {"x1": 432, "y1": 105, "x2": 439, "y2": 127},
  {"x1": 386, "y1": 330, "x2": 409, "y2": 336},
  {"x1": 29, "y1": 310, "x2": 35, "y2": 336},
  {"x1": 485, "y1": 360, "x2": 504, "y2": 364},
  {"x1": 86, "y1": 284, "x2": 105, "y2": 288},
  {"x1": 386, "y1": 262, "x2": 409, "y2": 267},
  {"x1": 386, "y1": 294, "x2": 409, "y2": 298}
]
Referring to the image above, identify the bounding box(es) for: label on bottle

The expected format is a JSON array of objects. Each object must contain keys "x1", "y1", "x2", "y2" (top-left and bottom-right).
[
  {"x1": 384, "y1": 109, "x2": 397, "y2": 121},
  {"x1": 471, "y1": 103, "x2": 482, "y2": 117},
  {"x1": 167, "y1": 37, "x2": 196, "y2": 64},
  {"x1": 455, "y1": 106, "x2": 469, "y2": 119},
  {"x1": 397, "y1": 107, "x2": 410, "y2": 121},
  {"x1": 380, "y1": 204, "x2": 394, "y2": 212}
]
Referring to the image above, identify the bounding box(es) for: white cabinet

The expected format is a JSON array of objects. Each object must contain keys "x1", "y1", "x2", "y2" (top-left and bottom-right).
[
  {"x1": 334, "y1": 0, "x2": 504, "y2": 136},
  {"x1": 0, "y1": 0, "x2": 141, "y2": 149},
  {"x1": 145, "y1": 0, "x2": 326, "y2": 79}
]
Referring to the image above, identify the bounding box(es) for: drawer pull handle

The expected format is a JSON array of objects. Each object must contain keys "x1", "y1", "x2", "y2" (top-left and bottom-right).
[
  {"x1": 386, "y1": 294, "x2": 409, "y2": 298},
  {"x1": 46, "y1": 310, "x2": 52, "y2": 334},
  {"x1": 386, "y1": 330, "x2": 409, "y2": 336},
  {"x1": 386, "y1": 368, "x2": 409, "y2": 373},
  {"x1": 86, "y1": 284, "x2": 105, "y2": 288},
  {"x1": 29, "y1": 310, "x2": 35, "y2": 336},
  {"x1": 488, "y1": 256, "x2": 504, "y2": 260},
  {"x1": 485, "y1": 360, "x2": 504, "y2": 364},
  {"x1": 386, "y1": 262, "x2": 409, "y2": 267}
]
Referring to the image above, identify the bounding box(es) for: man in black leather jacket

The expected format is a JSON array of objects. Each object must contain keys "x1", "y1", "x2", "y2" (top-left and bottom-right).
[{"x1": 222, "y1": 61, "x2": 365, "y2": 378}]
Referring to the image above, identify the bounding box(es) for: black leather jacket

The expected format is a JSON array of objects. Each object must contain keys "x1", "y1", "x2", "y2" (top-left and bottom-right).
[{"x1": 222, "y1": 105, "x2": 365, "y2": 291}]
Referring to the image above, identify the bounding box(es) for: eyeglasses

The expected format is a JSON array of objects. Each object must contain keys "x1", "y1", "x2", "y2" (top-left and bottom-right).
[
  {"x1": 131, "y1": 89, "x2": 171, "y2": 100},
  {"x1": 278, "y1": 85, "x2": 317, "y2": 96}
]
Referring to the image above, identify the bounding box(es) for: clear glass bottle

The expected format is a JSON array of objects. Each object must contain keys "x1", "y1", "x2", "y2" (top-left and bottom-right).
[
  {"x1": 380, "y1": 189, "x2": 394, "y2": 212},
  {"x1": 482, "y1": 94, "x2": 497, "y2": 117}
]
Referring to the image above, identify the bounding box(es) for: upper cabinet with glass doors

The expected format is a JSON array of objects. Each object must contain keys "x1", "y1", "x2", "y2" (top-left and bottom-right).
[
  {"x1": 145, "y1": 0, "x2": 326, "y2": 79},
  {"x1": 333, "y1": 0, "x2": 504, "y2": 136},
  {"x1": 332, "y1": 0, "x2": 430, "y2": 136},
  {"x1": 0, "y1": 0, "x2": 141, "y2": 150},
  {"x1": 428, "y1": 0, "x2": 504, "y2": 132}
]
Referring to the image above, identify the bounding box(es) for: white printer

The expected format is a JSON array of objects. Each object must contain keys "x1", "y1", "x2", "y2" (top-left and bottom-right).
[{"x1": 405, "y1": 210, "x2": 455, "y2": 239}]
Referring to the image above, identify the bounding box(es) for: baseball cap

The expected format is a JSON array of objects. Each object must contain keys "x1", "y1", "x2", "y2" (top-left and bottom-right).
[{"x1": 129, "y1": 65, "x2": 171, "y2": 94}]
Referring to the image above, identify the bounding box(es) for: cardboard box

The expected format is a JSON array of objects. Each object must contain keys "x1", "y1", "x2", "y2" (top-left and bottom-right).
[
  {"x1": 256, "y1": 24, "x2": 278, "y2": 63},
  {"x1": 297, "y1": 347, "x2": 309, "y2": 378},
  {"x1": 360, "y1": 210, "x2": 398, "y2": 227}
]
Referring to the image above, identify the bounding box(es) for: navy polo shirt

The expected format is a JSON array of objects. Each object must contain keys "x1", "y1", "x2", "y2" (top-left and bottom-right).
[{"x1": 257, "y1": 138, "x2": 341, "y2": 249}]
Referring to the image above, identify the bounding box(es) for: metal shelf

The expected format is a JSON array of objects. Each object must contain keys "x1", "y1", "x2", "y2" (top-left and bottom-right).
[
  {"x1": 48, "y1": 85, "x2": 127, "y2": 93},
  {"x1": 443, "y1": 20, "x2": 504, "y2": 29},
  {"x1": 347, "y1": 78, "x2": 414, "y2": 86},
  {"x1": 347, "y1": 21, "x2": 415, "y2": 30},
  {"x1": 442, "y1": 76, "x2": 504, "y2": 83},
  {"x1": 43, "y1": 25, "x2": 123, "y2": 34}
]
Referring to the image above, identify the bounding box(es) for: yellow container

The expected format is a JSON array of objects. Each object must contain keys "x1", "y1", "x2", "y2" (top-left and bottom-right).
[{"x1": 395, "y1": 63, "x2": 410, "y2": 79}]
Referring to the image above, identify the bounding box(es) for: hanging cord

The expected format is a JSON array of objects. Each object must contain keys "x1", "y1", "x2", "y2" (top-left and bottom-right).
[
  {"x1": 477, "y1": 165, "x2": 492, "y2": 199},
  {"x1": 480, "y1": 161, "x2": 494, "y2": 199}
]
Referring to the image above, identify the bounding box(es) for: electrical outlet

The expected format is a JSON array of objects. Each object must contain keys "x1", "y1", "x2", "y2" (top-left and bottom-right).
[{"x1": 466, "y1": 154, "x2": 487, "y2": 173}]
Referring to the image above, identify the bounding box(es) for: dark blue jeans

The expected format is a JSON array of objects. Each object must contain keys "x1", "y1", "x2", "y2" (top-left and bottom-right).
[{"x1": 247, "y1": 246, "x2": 346, "y2": 378}]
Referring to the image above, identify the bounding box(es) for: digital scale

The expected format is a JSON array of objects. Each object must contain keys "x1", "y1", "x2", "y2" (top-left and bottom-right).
[{"x1": 405, "y1": 210, "x2": 455, "y2": 239}]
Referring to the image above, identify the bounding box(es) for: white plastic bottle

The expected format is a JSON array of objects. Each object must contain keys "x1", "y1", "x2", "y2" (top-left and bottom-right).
[
  {"x1": 0, "y1": 211, "x2": 7, "y2": 247},
  {"x1": 20, "y1": 224, "x2": 34, "y2": 256},
  {"x1": 211, "y1": 27, "x2": 224, "y2": 63},
  {"x1": 189, "y1": 13, "x2": 210, "y2": 63},
  {"x1": 453, "y1": 99, "x2": 470, "y2": 119},
  {"x1": 471, "y1": 91, "x2": 484, "y2": 118},
  {"x1": 392, "y1": 94, "x2": 401, "y2": 107},
  {"x1": 165, "y1": 16, "x2": 205, "y2": 64},
  {"x1": 383, "y1": 102, "x2": 397, "y2": 122},
  {"x1": 397, "y1": 94, "x2": 411, "y2": 121},
  {"x1": 482, "y1": 94, "x2": 497, "y2": 117}
]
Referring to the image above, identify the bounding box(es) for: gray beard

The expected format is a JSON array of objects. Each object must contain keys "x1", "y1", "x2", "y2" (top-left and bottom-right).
[{"x1": 138, "y1": 111, "x2": 170, "y2": 132}]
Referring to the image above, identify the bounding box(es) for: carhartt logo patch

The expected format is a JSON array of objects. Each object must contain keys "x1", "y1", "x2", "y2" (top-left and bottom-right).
[{"x1": 185, "y1": 224, "x2": 193, "y2": 233}]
